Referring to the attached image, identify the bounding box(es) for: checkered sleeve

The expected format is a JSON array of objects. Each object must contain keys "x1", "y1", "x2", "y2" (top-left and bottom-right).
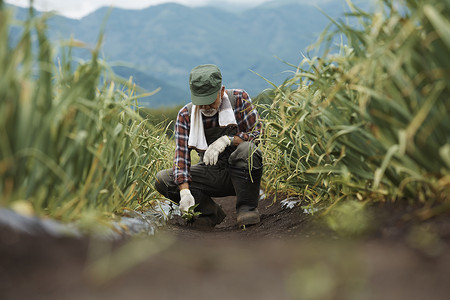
[
  {"x1": 173, "y1": 105, "x2": 191, "y2": 185},
  {"x1": 234, "y1": 90, "x2": 261, "y2": 142}
]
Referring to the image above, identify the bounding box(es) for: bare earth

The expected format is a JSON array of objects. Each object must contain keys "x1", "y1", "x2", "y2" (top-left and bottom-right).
[{"x1": 1, "y1": 195, "x2": 450, "y2": 300}]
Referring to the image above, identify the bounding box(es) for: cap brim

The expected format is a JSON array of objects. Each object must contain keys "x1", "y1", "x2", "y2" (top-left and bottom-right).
[{"x1": 191, "y1": 88, "x2": 220, "y2": 105}]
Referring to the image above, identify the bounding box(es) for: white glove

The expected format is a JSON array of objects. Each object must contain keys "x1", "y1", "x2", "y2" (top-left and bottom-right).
[
  {"x1": 179, "y1": 189, "x2": 195, "y2": 213},
  {"x1": 204, "y1": 136, "x2": 232, "y2": 165}
]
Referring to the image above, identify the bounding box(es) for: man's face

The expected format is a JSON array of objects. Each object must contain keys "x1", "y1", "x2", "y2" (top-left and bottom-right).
[{"x1": 198, "y1": 86, "x2": 225, "y2": 116}]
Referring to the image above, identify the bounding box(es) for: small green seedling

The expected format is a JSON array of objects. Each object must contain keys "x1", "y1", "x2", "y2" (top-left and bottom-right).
[{"x1": 181, "y1": 204, "x2": 201, "y2": 223}]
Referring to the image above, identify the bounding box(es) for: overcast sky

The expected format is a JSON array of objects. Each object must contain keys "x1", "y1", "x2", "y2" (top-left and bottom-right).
[{"x1": 4, "y1": 0, "x2": 275, "y2": 19}]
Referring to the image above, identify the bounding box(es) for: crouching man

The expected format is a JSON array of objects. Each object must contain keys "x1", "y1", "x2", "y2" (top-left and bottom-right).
[{"x1": 154, "y1": 64, "x2": 263, "y2": 228}]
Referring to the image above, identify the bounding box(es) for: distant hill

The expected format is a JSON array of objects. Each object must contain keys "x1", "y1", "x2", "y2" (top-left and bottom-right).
[
  {"x1": 6, "y1": 1, "x2": 373, "y2": 107},
  {"x1": 112, "y1": 66, "x2": 187, "y2": 107}
]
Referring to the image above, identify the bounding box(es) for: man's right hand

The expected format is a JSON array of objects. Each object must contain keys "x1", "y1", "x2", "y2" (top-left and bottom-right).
[{"x1": 179, "y1": 189, "x2": 195, "y2": 213}]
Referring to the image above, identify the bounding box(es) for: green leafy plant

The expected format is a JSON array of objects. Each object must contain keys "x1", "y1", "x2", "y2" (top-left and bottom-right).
[{"x1": 181, "y1": 204, "x2": 201, "y2": 223}]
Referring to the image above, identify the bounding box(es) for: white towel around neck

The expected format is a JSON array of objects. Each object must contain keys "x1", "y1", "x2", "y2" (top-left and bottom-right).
[{"x1": 188, "y1": 91, "x2": 237, "y2": 151}]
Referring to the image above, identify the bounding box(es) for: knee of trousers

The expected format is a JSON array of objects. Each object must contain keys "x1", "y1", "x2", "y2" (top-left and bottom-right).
[
  {"x1": 228, "y1": 141, "x2": 263, "y2": 170},
  {"x1": 154, "y1": 169, "x2": 172, "y2": 195},
  {"x1": 154, "y1": 169, "x2": 182, "y2": 202}
]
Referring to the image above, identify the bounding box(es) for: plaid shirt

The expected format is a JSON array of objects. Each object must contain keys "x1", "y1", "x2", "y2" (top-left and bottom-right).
[{"x1": 173, "y1": 89, "x2": 261, "y2": 185}]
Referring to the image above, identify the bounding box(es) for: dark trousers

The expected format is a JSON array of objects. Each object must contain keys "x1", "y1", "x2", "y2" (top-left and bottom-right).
[{"x1": 155, "y1": 142, "x2": 262, "y2": 224}]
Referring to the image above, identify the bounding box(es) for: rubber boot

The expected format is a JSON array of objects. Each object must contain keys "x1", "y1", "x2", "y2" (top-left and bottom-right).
[
  {"x1": 237, "y1": 209, "x2": 260, "y2": 227},
  {"x1": 230, "y1": 165, "x2": 263, "y2": 226},
  {"x1": 190, "y1": 188, "x2": 226, "y2": 228}
]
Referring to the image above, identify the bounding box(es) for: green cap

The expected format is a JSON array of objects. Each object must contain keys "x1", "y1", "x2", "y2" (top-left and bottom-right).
[{"x1": 189, "y1": 64, "x2": 222, "y2": 105}]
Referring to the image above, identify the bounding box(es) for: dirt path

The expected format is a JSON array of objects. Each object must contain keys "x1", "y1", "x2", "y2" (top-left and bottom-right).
[{"x1": 1, "y1": 196, "x2": 450, "y2": 300}]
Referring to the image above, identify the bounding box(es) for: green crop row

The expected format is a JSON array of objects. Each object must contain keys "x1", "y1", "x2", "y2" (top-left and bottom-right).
[
  {"x1": 259, "y1": 0, "x2": 450, "y2": 220},
  {"x1": 0, "y1": 6, "x2": 174, "y2": 222}
]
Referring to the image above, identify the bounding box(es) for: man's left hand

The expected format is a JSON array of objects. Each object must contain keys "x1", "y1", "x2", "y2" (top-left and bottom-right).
[{"x1": 204, "y1": 136, "x2": 231, "y2": 165}]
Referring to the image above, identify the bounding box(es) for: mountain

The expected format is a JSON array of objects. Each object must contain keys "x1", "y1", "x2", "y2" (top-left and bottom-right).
[
  {"x1": 112, "y1": 66, "x2": 187, "y2": 107},
  {"x1": 6, "y1": 1, "x2": 372, "y2": 107}
]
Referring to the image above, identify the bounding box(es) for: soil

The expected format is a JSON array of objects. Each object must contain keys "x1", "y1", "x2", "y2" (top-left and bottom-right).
[{"x1": 1, "y1": 195, "x2": 450, "y2": 300}]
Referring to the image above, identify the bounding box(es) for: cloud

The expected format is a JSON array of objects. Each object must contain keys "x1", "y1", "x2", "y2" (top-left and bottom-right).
[{"x1": 4, "y1": 0, "x2": 271, "y2": 19}]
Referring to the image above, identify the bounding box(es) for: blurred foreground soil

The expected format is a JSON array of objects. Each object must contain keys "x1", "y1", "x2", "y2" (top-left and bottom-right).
[{"x1": 1, "y1": 195, "x2": 450, "y2": 300}]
